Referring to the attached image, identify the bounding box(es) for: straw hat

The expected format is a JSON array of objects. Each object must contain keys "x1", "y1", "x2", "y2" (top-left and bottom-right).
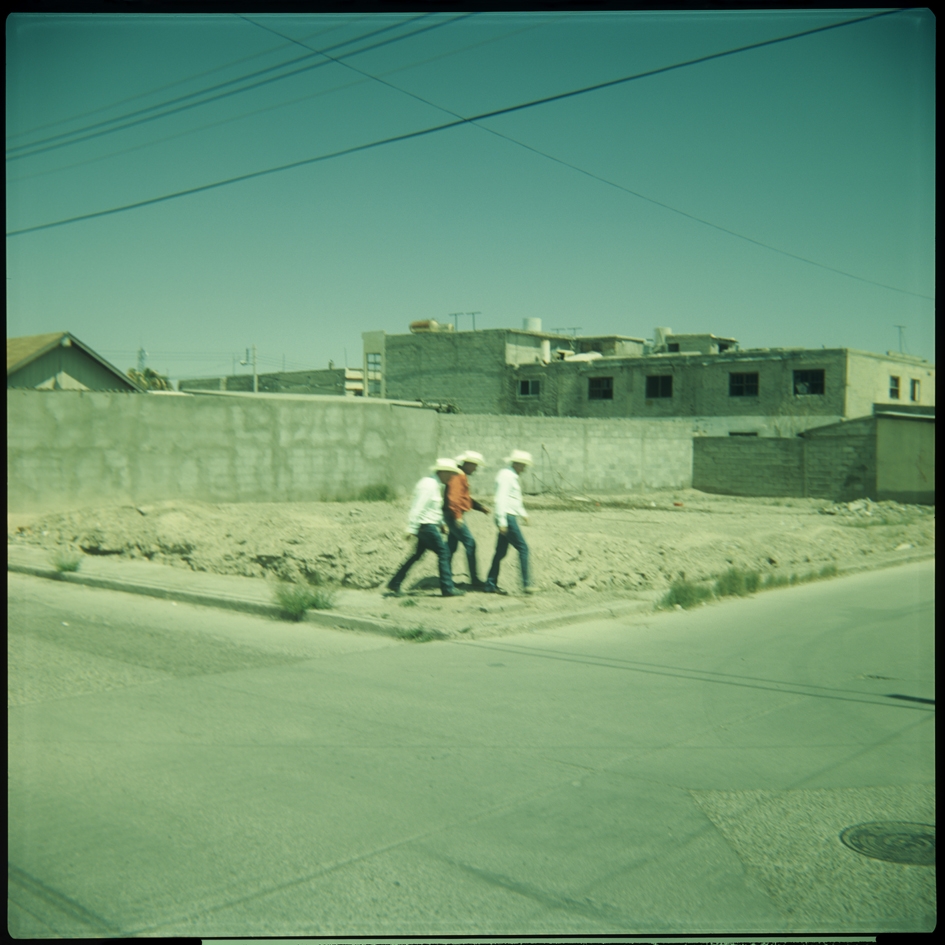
[
  {"x1": 431, "y1": 458, "x2": 461, "y2": 474},
  {"x1": 455, "y1": 450, "x2": 485, "y2": 466},
  {"x1": 505, "y1": 449, "x2": 533, "y2": 466}
]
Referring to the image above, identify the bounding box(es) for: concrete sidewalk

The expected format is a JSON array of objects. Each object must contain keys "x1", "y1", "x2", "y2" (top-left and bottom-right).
[{"x1": 6, "y1": 544, "x2": 662, "y2": 640}]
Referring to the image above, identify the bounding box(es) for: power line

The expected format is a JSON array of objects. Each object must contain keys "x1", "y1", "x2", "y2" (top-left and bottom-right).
[
  {"x1": 5, "y1": 17, "x2": 368, "y2": 143},
  {"x1": 240, "y1": 11, "x2": 930, "y2": 301},
  {"x1": 7, "y1": 15, "x2": 469, "y2": 161},
  {"x1": 7, "y1": 17, "x2": 559, "y2": 186},
  {"x1": 9, "y1": 4, "x2": 930, "y2": 304}
]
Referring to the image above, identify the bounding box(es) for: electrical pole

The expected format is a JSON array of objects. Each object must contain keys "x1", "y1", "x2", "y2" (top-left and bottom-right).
[
  {"x1": 240, "y1": 346, "x2": 258, "y2": 392},
  {"x1": 894, "y1": 325, "x2": 907, "y2": 354}
]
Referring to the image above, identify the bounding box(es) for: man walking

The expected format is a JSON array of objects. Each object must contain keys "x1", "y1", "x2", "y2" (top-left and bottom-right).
[
  {"x1": 444, "y1": 450, "x2": 491, "y2": 589},
  {"x1": 484, "y1": 449, "x2": 533, "y2": 595},
  {"x1": 386, "y1": 459, "x2": 466, "y2": 598}
]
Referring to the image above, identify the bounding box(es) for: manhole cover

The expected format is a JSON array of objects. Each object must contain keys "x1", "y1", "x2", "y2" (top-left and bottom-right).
[{"x1": 839, "y1": 822, "x2": 935, "y2": 865}]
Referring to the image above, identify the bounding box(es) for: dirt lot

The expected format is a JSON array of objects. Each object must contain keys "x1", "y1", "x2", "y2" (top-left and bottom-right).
[{"x1": 7, "y1": 490, "x2": 934, "y2": 605}]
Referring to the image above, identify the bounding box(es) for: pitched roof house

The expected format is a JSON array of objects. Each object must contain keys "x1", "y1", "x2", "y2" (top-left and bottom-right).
[{"x1": 7, "y1": 332, "x2": 143, "y2": 392}]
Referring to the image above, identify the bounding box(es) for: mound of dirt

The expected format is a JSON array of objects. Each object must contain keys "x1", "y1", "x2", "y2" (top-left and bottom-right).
[{"x1": 7, "y1": 490, "x2": 934, "y2": 597}]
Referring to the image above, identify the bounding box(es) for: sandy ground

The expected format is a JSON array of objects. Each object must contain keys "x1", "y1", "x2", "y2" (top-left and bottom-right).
[{"x1": 8, "y1": 490, "x2": 934, "y2": 607}]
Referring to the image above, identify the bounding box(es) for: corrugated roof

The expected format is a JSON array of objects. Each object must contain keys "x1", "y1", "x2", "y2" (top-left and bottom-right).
[{"x1": 7, "y1": 332, "x2": 67, "y2": 373}]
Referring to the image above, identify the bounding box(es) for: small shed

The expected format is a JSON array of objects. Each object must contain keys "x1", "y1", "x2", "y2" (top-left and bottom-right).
[
  {"x1": 800, "y1": 406, "x2": 934, "y2": 505},
  {"x1": 7, "y1": 332, "x2": 143, "y2": 392}
]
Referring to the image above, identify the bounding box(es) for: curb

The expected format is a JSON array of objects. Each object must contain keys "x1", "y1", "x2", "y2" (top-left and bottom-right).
[{"x1": 8, "y1": 550, "x2": 935, "y2": 639}]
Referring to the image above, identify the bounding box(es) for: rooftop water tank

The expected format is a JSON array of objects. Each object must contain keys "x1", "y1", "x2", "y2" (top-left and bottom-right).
[{"x1": 523, "y1": 318, "x2": 542, "y2": 333}]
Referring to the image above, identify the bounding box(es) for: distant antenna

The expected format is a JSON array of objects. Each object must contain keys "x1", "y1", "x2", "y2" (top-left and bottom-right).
[
  {"x1": 466, "y1": 311, "x2": 480, "y2": 331},
  {"x1": 894, "y1": 325, "x2": 908, "y2": 354},
  {"x1": 137, "y1": 347, "x2": 147, "y2": 371},
  {"x1": 551, "y1": 327, "x2": 582, "y2": 338}
]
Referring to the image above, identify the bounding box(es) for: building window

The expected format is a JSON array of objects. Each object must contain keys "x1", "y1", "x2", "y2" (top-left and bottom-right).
[
  {"x1": 793, "y1": 369, "x2": 824, "y2": 395},
  {"x1": 588, "y1": 376, "x2": 613, "y2": 400},
  {"x1": 910, "y1": 379, "x2": 921, "y2": 402},
  {"x1": 729, "y1": 372, "x2": 759, "y2": 397},
  {"x1": 717, "y1": 342, "x2": 731, "y2": 353},
  {"x1": 518, "y1": 379, "x2": 540, "y2": 396},
  {"x1": 889, "y1": 376, "x2": 901, "y2": 399},
  {"x1": 366, "y1": 352, "x2": 382, "y2": 396},
  {"x1": 667, "y1": 343, "x2": 680, "y2": 352},
  {"x1": 645, "y1": 375, "x2": 673, "y2": 398}
]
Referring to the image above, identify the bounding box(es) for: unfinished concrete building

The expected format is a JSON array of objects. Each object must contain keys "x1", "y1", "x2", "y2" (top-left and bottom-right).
[{"x1": 362, "y1": 320, "x2": 934, "y2": 436}]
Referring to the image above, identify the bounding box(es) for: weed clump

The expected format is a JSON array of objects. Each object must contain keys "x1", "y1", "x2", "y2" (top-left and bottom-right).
[
  {"x1": 659, "y1": 578, "x2": 714, "y2": 610},
  {"x1": 272, "y1": 581, "x2": 337, "y2": 620},
  {"x1": 660, "y1": 562, "x2": 841, "y2": 611},
  {"x1": 356, "y1": 484, "x2": 394, "y2": 502},
  {"x1": 51, "y1": 548, "x2": 83, "y2": 573},
  {"x1": 394, "y1": 625, "x2": 446, "y2": 642},
  {"x1": 714, "y1": 567, "x2": 760, "y2": 598}
]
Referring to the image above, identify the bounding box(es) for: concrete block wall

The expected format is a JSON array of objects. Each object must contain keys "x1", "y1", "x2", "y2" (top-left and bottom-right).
[
  {"x1": 804, "y1": 434, "x2": 875, "y2": 502},
  {"x1": 383, "y1": 331, "x2": 509, "y2": 413},
  {"x1": 435, "y1": 414, "x2": 694, "y2": 495},
  {"x1": 6, "y1": 390, "x2": 438, "y2": 513},
  {"x1": 693, "y1": 437, "x2": 806, "y2": 498}
]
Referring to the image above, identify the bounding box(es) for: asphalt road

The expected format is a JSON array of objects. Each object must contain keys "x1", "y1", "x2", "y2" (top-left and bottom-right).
[{"x1": 8, "y1": 560, "x2": 935, "y2": 938}]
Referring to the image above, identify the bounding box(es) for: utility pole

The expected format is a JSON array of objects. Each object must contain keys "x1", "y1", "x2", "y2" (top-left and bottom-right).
[
  {"x1": 240, "y1": 345, "x2": 258, "y2": 392},
  {"x1": 894, "y1": 325, "x2": 907, "y2": 354},
  {"x1": 137, "y1": 347, "x2": 147, "y2": 372}
]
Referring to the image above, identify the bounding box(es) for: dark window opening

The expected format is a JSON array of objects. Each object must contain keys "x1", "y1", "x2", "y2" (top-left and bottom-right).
[
  {"x1": 729, "y1": 372, "x2": 759, "y2": 397},
  {"x1": 645, "y1": 375, "x2": 673, "y2": 398},
  {"x1": 717, "y1": 342, "x2": 731, "y2": 353},
  {"x1": 667, "y1": 343, "x2": 680, "y2": 352},
  {"x1": 910, "y1": 379, "x2": 921, "y2": 402},
  {"x1": 519, "y1": 379, "x2": 540, "y2": 396},
  {"x1": 729, "y1": 431, "x2": 759, "y2": 436},
  {"x1": 889, "y1": 376, "x2": 901, "y2": 399},
  {"x1": 793, "y1": 369, "x2": 825, "y2": 396},
  {"x1": 588, "y1": 376, "x2": 613, "y2": 400}
]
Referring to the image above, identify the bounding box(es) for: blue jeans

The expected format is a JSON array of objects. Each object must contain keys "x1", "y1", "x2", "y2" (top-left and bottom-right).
[
  {"x1": 388, "y1": 523, "x2": 457, "y2": 595},
  {"x1": 446, "y1": 515, "x2": 480, "y2": 585},
  {"x1": 486, "y1": 514, "x2": 529, "y2": 590}
]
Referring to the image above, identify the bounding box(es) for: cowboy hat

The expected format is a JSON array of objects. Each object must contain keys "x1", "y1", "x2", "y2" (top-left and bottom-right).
[
  {"x1": 504, "y1": 449, "x2": 533, "y2": 466},
  {"x1": 455, "y1": 450, "x2": 486, "y2": 466},
  {"x1": 431, "y1": 458, "x2": 462, "y2": 474}
]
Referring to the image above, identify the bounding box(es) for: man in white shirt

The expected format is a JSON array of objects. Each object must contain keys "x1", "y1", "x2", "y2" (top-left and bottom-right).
[
  {"x1": 483, "y1": 449, "x2": 533, "y2": 594},
  {"x1": 386, "y1": 459, "x2": 466, "y2": 597}
]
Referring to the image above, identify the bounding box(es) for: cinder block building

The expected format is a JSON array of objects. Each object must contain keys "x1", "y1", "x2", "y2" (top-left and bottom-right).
[{"x1": 363, "y1": 320, "x2": 934, "y2": 436}]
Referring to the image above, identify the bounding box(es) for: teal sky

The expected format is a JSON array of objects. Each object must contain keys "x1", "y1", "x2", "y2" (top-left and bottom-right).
[{"x1": 6, "y1": 9, "x2": 935, "y2": 383}]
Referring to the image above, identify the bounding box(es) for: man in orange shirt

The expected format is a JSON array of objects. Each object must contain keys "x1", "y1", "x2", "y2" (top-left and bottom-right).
[{"x1": 444, "y1": 450, "x2": 491, "y2": 589}]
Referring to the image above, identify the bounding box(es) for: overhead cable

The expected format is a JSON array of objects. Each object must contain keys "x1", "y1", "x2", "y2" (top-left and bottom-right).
[
  {"x1": 5, "y1": 16, "x2": 368, "y2": 143},
  {"x1": 7, "y1": 14, "x2": 469, "y2": 161},
  {"x1": 9, "y1": 3, "x2": 927, "y2": 304}
]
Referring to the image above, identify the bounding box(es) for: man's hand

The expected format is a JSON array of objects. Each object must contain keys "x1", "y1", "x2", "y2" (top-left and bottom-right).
[
  {"x1": 440, "y1": 524, "x2": 448, "y2": 535},
  {"x1": 499, "y1": 526, "x2": 508, "y2": 536},
  {"x1": 479, "y1": 505, "x2": 491, "y2": 515},
  {"x1": 404, "y1": 532, "x2": 415, "y2": 542},
  {"x1": 454, "y1": 516, "x2": 463, "y2": 527}
]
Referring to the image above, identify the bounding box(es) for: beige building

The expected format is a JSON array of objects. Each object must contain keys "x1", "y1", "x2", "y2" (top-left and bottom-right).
[
  {"x1": 179, "y1": 366, "x2": 364, "y2": 396},
  {"x1": 363, "y1": 321, "x2": 933, "y2": 435}
]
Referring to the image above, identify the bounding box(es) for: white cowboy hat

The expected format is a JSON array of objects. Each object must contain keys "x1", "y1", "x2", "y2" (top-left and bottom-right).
[
  {"x1": 504, "y1": 449, "x2": 533, "y2": 466},
  {"x1": 431, "y1": 458, "x2": 462, "y2": 474},
  {"x1": 455, "y1": 450, "x2": 485, "y2": 466}
]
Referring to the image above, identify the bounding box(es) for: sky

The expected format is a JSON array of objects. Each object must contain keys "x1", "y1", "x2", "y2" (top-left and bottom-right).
[{"x1": 5, "y1": 8, "x2": 935, "y2": 384}]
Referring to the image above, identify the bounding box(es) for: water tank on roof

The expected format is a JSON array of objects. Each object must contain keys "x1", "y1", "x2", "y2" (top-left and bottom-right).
[
  {"x1": 410, "y1": 320, "x2": 453, "y2": 333},
  {"x1": 523, "y1": 318, "x2": 542, "y2": 333}
]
